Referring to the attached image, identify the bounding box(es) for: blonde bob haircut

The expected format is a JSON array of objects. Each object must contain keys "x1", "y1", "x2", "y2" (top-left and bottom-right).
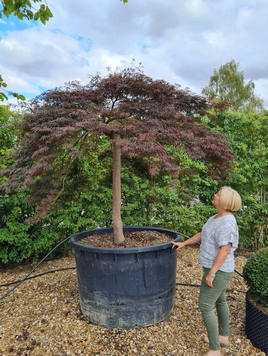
[{"x1": 219, "y1": 186, "x2": 242, "y2": 211}]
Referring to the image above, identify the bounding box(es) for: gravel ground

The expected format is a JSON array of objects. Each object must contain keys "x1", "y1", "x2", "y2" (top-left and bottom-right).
[{"x1": 0, "y1": 246, "x2": 265, "y2": 356}]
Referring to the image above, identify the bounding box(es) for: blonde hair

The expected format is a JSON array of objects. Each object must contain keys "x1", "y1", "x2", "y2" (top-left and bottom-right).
[{"x1": 219, "y1": 186, "x2": 242, "y2": 211}]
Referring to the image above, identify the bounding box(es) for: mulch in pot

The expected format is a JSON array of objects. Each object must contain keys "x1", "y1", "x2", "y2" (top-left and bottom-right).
[{"x1": 78, "y1": 230, "x2": 173, "y2": 248}]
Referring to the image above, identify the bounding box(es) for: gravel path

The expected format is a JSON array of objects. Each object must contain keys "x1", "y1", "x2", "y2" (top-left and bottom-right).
[{"x1": 0, "y1": 246, "x2": 265, "y2": 355}]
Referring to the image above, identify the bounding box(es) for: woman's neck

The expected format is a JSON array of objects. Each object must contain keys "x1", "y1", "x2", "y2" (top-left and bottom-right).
[{"x1": 215, "y1": 208, "x2": 232, "y2": 218}]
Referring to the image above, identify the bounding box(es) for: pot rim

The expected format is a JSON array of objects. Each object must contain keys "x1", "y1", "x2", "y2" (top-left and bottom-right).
[{"x1": 70, "y1": 226, "x2": 182, "y2": 254}]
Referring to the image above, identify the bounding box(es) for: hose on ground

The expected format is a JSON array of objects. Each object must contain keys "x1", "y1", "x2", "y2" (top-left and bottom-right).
[{"x1": 0, "y1": 235, "x2": 73, "y2": 301}]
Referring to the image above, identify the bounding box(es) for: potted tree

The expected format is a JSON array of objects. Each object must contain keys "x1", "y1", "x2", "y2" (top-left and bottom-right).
[
  {"x1": 2, "y1": 68, "x2": 233, "y2": 328},
  {"x1": 243, "y1": 247, "x2": 268, "y2": 354}
]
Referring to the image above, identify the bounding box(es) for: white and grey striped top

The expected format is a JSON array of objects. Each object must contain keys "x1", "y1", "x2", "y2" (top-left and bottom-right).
[{"x1": 199, "y1": 214, "x2": 239, "y2": 272}]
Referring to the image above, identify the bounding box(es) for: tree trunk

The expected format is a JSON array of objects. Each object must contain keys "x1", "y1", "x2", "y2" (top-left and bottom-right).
[{"x1": 112, "y1": 134, "x2": 125, "y2": 244}]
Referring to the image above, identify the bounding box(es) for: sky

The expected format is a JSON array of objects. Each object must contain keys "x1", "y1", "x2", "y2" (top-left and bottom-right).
[{"x1": 0, "y1": 0, "x2": 268, "y2": 107}]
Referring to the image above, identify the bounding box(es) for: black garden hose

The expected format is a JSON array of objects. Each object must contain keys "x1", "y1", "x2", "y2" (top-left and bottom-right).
[
  {"x1": 0, "y1": 267, "x2": 246, "y2": 294},
  {"x1": 0, "y1": 267, "x2": 76, "y2": 288},
  {"x1": 0, "y1": 234, "x2": 73, "y2": 301}
]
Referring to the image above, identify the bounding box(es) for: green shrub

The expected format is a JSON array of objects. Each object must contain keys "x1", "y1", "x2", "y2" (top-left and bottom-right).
[
  {"x1": 243, "y1": 247, "x2": 268, "y2": 301},
  {"x1": 0, "y1": 191, "x2": 72, "y2": 265}
]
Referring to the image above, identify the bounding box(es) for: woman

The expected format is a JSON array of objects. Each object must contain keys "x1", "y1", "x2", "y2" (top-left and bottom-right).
[{"x1": 171, "y1": 186, "x2": 242, "y2": 356}]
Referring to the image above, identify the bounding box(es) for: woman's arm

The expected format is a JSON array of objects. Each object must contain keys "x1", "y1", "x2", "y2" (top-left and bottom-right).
[
  {"x1": 206, "y1": 243, "x2": 232, "y2": 287},
  {"x1": 171, "y1": 232, "x2": 201, "y2": 250}
]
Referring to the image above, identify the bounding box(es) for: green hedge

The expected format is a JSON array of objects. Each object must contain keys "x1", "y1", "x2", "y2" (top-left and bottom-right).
[{"x1": 243, "y1": 247, "x2": 268, "y2": 301}]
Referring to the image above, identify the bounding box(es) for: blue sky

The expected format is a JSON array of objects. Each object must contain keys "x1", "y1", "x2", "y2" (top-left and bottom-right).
[{"x1": 0, "y1": 0, "x2": 268, "y2": 107}]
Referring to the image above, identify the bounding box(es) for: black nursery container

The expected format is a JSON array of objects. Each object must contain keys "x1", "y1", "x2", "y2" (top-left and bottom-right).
[
  {"x1": 246, "y1": 292, "x2": 268, "y2": 355},
  {"x1": 71, "y1": 226, "x2": 181, "y2": 329}
]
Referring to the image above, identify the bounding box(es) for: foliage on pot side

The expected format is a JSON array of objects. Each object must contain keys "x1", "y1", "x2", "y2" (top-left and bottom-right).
[
  {"x1": 243, "y1": 247, "x2": 268, "y2": 302},
  {"x1": 0, "y1": 191, "x2": 75, "y2": 265}
]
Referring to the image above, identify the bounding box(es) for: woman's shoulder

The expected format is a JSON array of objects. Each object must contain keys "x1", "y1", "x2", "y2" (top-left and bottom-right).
[
  {"x1": 225, "y1": 214, "x2": 237, "y2": 223},
  {"x1": 218, "y1": 214, "x2": 238, "y2": 231},
  {"x1": 214, "y1": 213, "x2": 237, "y2": 221},
  {"x1": 224, "y1": 213, "x2": 236, "y2": 220}
]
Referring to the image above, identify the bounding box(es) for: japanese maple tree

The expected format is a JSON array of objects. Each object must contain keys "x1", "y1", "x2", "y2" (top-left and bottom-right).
[{"x1": 2, "y1": 68, "x2": 234, "y2": 244}]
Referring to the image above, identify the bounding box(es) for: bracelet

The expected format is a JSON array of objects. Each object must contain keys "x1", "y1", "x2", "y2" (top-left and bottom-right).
[{"x1": 209, "y1": 272, "x2": 215, "y2": 278}]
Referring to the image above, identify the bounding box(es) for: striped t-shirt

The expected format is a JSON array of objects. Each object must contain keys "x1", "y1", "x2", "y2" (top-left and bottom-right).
[{"x1": 199, "y1": 214, "x2": 239, "y2": 272}]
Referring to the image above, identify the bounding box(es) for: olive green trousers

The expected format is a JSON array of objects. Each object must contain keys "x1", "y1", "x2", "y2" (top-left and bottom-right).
[{"x1": 198, "y1": 267, "x2": 233, "y2": 350}]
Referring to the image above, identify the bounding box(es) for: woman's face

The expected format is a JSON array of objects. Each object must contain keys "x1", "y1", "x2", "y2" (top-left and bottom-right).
[{"x1": 212, "y1": 190, "x2": 221, "y2": 209}]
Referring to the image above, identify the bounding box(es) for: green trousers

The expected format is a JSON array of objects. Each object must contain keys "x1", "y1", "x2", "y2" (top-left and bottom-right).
[{"x1": 198, "y1": 267, "x2": 233, "y2": 351}]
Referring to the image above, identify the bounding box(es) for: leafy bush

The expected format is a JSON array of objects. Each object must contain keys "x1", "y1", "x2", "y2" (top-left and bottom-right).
[
  {"x1": 0, "y1": 191, "x2": 71, "y2": 265},
  {"x1": 243, "y1": 247, "x2": 268, "y2": 301}
]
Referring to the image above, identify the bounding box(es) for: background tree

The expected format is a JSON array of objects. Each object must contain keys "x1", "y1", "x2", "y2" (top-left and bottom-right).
[
  {"x1": 201, "y1": 110, "x2": 268, "y2": 249},
  {"x1": 0, "y1": 105, "x2": 19, "y2": 184},
  {"x1": 0, "y1": 0, "x2": 52, "y2": 23},
  {"x1": 202, "y1": 60, "x2": 263, "y2": 112},
  {"x1": 1, "y1": 68, "x2": 234, "y2": 244}
]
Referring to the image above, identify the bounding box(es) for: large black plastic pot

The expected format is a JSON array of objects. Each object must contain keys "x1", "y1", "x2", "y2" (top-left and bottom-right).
[
  {"x1": 246, "y1": 292, "x2": 268, "y2": 355},
  {"x1": 70, "y1": 226, "x2": 181, "y2": 329}
]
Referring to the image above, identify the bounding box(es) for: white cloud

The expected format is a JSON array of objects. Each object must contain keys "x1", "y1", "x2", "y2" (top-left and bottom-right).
[
  {"x1": 0, "y1": 28, "x2": 91, "y2": 93},
  {"x1": 0, "y1": 0, "x2": 267, "y2": 107},
  {"x1": 183, "y1": 0, "x2": 209, "y2": 18}
]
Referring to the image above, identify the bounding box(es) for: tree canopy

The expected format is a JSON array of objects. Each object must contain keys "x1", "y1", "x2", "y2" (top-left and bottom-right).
[
  {"x1": 202, "y1": 60, "x2": 263, "y2": 112},
  {"x1": 1, "y1": 68, "x2": 234, "y2": 241},
  {"x1": 0, "y1": 0, "x2": 52, "y2": 23}
]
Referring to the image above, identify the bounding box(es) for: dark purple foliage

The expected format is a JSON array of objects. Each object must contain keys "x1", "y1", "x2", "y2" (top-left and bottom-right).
[{"x1": 1, "y1": 68, "x2": 234, "y2": 219}]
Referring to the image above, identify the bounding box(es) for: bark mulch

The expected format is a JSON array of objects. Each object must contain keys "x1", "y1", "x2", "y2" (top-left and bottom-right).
[
  {"x1": 79, "y1": 230, "x2": 172, "y2": 248},
  {"x1": 0, "y1": 245, "x2": 265, "y2": 356}
]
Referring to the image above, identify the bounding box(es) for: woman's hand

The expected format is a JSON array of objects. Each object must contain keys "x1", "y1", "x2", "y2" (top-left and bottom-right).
[
  {"x1": 205, "y1": 273, "x2": 215, "y2": 288},
  {"x1": 171, "y1": 241, "x2": 185, "y2": 250}
]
